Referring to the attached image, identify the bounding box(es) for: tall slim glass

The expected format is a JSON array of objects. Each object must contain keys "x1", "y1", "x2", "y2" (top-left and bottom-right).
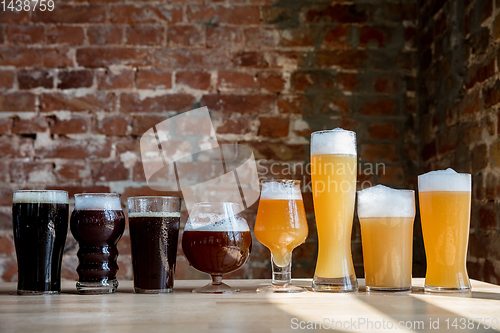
[
  {"x1": 357, "y1": 185, "x2": 415, "y2": 291},
  {"x1": 254, "y1": 180, "x2": 309, "y2": 293},
  {"x1": 418, "y1": 168, "x2": 471, "y2": 292},
  {"x1": 12, "y1": 190, "x2": 69, "y2": 295},
  {"x1": 311, "y1": 128, "x2": 358, "y2": 292},
  {"x1": 128, "y1": 196, "x2": 181, "y2": 294}
]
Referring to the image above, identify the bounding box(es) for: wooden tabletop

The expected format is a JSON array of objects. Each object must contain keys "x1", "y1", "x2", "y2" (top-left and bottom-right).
[{"x1": 1, "y1": 278, "x2": 499, "y2": 333}]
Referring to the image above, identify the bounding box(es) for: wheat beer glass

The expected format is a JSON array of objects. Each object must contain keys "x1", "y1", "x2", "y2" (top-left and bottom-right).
[
  {"x1": 418, "y1": 168, "x2": 471, "y2": 292},
  {"x1": 128, "y1": 196, "x2": 181, "y2": 293},
  {"x1": 255, "y1": 180, "x2": 309, "y2": 293},
  {"x1": 182, "y1": 202, "x2": 252, "y2": 293},
  {"x1": 12, "y1": 190, "x2": 69, "y2": 295},
  {"x1": 357, "y1": 185, "x2": 415, "y2": 291},
  {"x1": 311, "y1": 128, "x2": 358, "y2": 292}
]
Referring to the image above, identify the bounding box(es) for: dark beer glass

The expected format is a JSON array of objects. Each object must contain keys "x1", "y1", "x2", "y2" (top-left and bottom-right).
[
  {"x1": 70, "y1": 193, "x2": 125, "y2": 294},
  {"x1": 182, "y1": 202, "x2": 252, "y2": 293},
  {"x1": 127, "y1": 196, "x2": 181, "y2": 294},
  {"x1": 12, "y1": 190, "x2": 69, "y2": 295}
]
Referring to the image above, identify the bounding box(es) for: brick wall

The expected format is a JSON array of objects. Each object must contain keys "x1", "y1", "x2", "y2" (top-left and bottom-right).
[
  {"x1": 418, "y1": 0, "x2": 500, "y2": 284},
  {"x1": 0, "y1": 0, "x2": 421, "y2": 283}
]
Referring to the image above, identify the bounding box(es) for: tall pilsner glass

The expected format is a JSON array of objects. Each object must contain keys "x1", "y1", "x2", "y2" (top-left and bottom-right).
[
  {"x1": 311, "y1": 128, "x2": 358, "y2": 292},
  {"x1": 418, "y1": 168, "x2": 471, "y2": 292}
]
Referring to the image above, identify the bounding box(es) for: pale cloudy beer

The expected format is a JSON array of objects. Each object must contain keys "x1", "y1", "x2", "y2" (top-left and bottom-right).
[
  {"x1": 311, "y1": 128, "x2": 358, "y2": 292},
  {"x1": 357, "y1": 185, "x2": 415, "y2": 291},
  {"x1": 418, "y1": 168, "x2": 471, "y2": 292}
]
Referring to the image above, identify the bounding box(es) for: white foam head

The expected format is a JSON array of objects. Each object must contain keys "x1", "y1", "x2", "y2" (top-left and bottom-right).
[
  {"x1": 357, "y1": 185, "x2": 415, "y2": 218},
  {"x1": 311, "y1": 128, "x2": 357, "y2": 156},
  {"x1": 128, "y1": 211, "x2": 181, "y2": 218},
  {"x1": 184, "y1": 202, "x2": 249, "y2": 232},
  {"x1": 418, "y1": 168, "x2": 471, "y2": 192},
  {"x1": 74, "y1": 193, "x2": 122, "y2": 211},
  {"x1": 260, "y1": 181, "x2": 302, "y2": 200},
  {"x1": 13, "y1": 190, "x2": 68, "y2": 204}
]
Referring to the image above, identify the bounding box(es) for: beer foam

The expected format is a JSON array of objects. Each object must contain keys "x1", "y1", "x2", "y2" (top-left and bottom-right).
[
  {"x1": 311, "y1": 128, "x2": 356, "y2": 156},
  {"x1": 418, "y1": 168, "x2": 471, "y2": 192},
  {"x1": 184, "y1": 213, "x2": 249, "y2": 232},
  {"x1": 128, "y1": 211, "x2": 181, "y2": 218},
  {"x1": 13, "y1": 190, "x2": 68, "y2": 204},
  {"x1": 74, "y1": 194, "x2": 122, "y2": 211},
  {"x1": 260, "y1": 181, "x2": 302, "y2": 200},
  {"x1": 357, "y1": 185, "x2": 415, "y2": 218}
]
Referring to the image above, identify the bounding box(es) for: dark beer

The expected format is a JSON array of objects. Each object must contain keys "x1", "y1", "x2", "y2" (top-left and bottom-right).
[
  {"x1": 129, "y1": 212, "x2": 180, "y2": 292},
  {"x1": 182, "y1": 230, "x2": 252, "y2": 275},
  {"x1": 70, "y1": 193, "x2": 125, "y2": 294},
  {"x1": 12, "y1": 190, "x2": 69, "y2": 295}
]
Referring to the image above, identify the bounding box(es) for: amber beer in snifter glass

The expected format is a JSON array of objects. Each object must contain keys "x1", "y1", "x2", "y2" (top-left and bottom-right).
[
  {"x1": 12, "y1": 190, "x2": 69, "y2": 295},
  {"x1": 71, "y1": 193, "x2": 125, "y2": 294},
  {"x1": 311, "y1": 128, "x2": 358, "y2": 292},
  {"x1": 357, "y1": 185, "x2": 415, "y2": 291},
  {"x1": 254, "y1": 180, "x2": 308, "y2": 293},
  {"x1": 127, "y1": 196, "x2": 181, "y2": 293},
  {"x1": 418, "y1": 168, "x2": 471, "y2": 292}
]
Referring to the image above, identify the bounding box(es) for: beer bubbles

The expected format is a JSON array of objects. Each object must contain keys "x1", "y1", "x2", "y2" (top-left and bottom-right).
[
  {"x1": 418, "y1": 168, "x2": 471, "y2": 192},
  {"x1": 357, "y1": 185, "x2": 415, "y2": 219}
]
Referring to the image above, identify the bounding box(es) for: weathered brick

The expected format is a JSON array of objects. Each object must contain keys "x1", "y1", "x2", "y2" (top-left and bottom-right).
[
  {"x1": 360, "y1": 26, "x2": 388, "y2": 47},
  {"x1": 0, "y1": 9, "x2": 29, "y2": 24},
  {"x1": 362, "y1": 99, "x2": 396, "y2": 115},
  {"x1": 58, "y1": 70, "x2": 93, "y2": 89},
  {"x1": 206, "y1": 26, "x2": 243, "y2": 48},
  {"x1": 304, "y1": 4, "x2": 368, "y2": 24},
  {"x1": 337, "y1": 73, "x2": 360, "y2": 92},
  {"x1": 216, "y1": 118, "x2": 252, "y2": 135},
  {"x1": 0, "y1": 235, "x2": 14, "y2": 255},
  {"x1": 279, "y1": 28, "x2": 314, "y2": 48},
  {"x1": 46, "y1": 26, "x2": 84, "y2": 45},
  {"x1": 368, "y1": 122, "x2": 400, "y2": 140},
  {"x1": 120, "y1": 94, "x2": 194, "y2": 113},
  {"x1": 131, "y1": 115, "x2": 166, "y2": 136},
  {"x1": 187, "y1": 5, "x2": 260, "y2": 25},
  {"x1": 233, "y1": 51, "x2": 269, "y2": 68},
  {"x1": 0, "y1": 47, "x2": 40, "y2": 67},
  {"x1": 0, "y1": 136, "x2": 33, "y2": 158},
  {"x1": 244, "y1": 27, "x2": 278, "y2": 48},
  {"x1": 6, "y1": 25, "x2": 43, "y2": 44},
  {"x1": 466, "y1": 58, "x2": 495, "y2": 89},
  {"x1": 0, "y1": 118, "x2": 12, "y2": 134},
  {"x1": 41, "y1": 47, "x2": 73, "y2": 67},
  {"x1": 257, "y1": 72, "x2": 285, "y2": 93},
  {"x1": 93, "y1": 161, "x2": 129, "y2": 182},
  {"x1": 0, "y1": 71, "x2": 14, "y2": 90},
  {"x1": 259, "y1": 117, "x2": 289, "y2": 137},
  {"x1": 136, "y1": 69, "x2": 172, "y2": 90},
  {"x1": 291, "y1": 70, "x2": 336, "y2": 92},
  {"x1": 479, "y1": 204, "x2": 497, "y2": 229},
  {"x1": 9, "y1": 161, "x2": 55, "y2": 183},
  {"x1": 201, "y1": 94, "x2": 275, "y2": 114},
  {"x1": 176, "y1": 71, "x2": 211, "y2": 90},
  {"x1": 373, "y1": 75, "x2": 399, "y2": 93},
  {"x1": 109, "y1": 5, "x2": 182, "y2": 24},
  {"x1": 168, "y1": 25, "x2": 205, "y2": 47},
  {"x1": 77, "y1": 48, "x2": 151, "y2": 68},
  {"x1": 245, "y1": 141, "x2": 306, "y2": 161},
  {"x1": 360, "y1": 143, "x2": 399, "y2": 163},
  {"x1": 55, "y1": 163, "x2": 89, "y2": 183},
  {"x1": 94, "y1": 115, "x2": 128, "y2": 136},
  {"x1": 483, "y1": 79, "x2": 500, "y2": 109},
  {"x1": 0, "y1": 93, "x2": 36, "y2": 111},
  {"x1": 490, "y1": 140, "x2": 500, "y2": 168},
  {"x1": 36, "y1": 137, "x2": 112, "y2": 159},
  {"x1": 154, "y1": 49, "x2": 230, "y2": 69},
  {"x1": 47, "y1": 115, "x2": 89, "y2": 134},
  {"x1": 11, "y1": 116, "x2": 48, "y2": 134},
  {"x1": 126, "y1": 26, "x2": 165, "y2": 46},
  {"x1": 315, "y1": 50, "x2": 368, "y2": 69},
  {"x1": 218, "y1": 71, "x2": 254, "y2": 90},
  {"x1": 87, "y1": 26, "x2": 123, "y2": 45},
  {"x1": 322, "y1": 25, "x2": 351, "y2": 48},
  {"x1": 33, "y1": 5, "x2": 106, "y2": 23},
  {"x1": 277, "y1": 95, "x2": 307, "y2": 114},
  {"x1": 40, "y1": 93, "x2": 115, "y2": 112},
  {"x1": 97, "y1": 69, "x2": 134, "y2": 89},
  {"x1": 18, "y1": 70, "x2": 54, "y2": 89}
]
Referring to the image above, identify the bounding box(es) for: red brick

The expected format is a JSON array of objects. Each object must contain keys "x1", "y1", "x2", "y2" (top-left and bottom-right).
[
  {"x1": 259, "y1": 117, "x2": 289, "y2": 137},
  {"x1": 6, "y1": 25, "x2": 43, "y2": 44},
  {"x1": 77, "y1": 48, "x2": 151, "y2": 68},
  {"x1": 47, "y1": 115, "x2": 89, "y2": 134},
  {"x1": 466, "y1": 58, "x2": 495, "y2": 89},
  {"x1": 33, "y1": 5, "x2": 106, "y2": 23},
  {"x1": 278, "y1": 95, "x2": 307, "y2": 114},
  {"x1": 360, "y1": 26, "x2": 388, "y2": 47},
  {"x1": 337, "y1": 73, "x2": 360, "y2": 92},
  {"x1": 216, "y1": 118, "x2": 252, "y2": 135},
  {"x1": 206, "y1": 26, "x2": 243, "y2": 48},
  {"x1": 304, "y1": 4, "x2": 368, "y2": 23},
  {"x1": 46, "y1": 26, "x2": 84, "y2": 45},
  {"x1": 0, "y1": 136, "x2": 33, "y2": 158},
  {"x1": 131, "y1": 115, "x2": 167, "y2": 136},
  {"x1": 245, "y1": 141, "x2": 306, "y2": 161},
  {"x1": 9, "y1": 161, "x2": 54, "y2": 183},
  {"x1": 18, "y1": 70, "x2": 54, "y2": 89},
  {"x1": 87, "y1": 26, "x2": 123, "y2": 45},
  {"x1": 187, "y1": 5, "x2": 260, "y2": 24},
  {"x1": 0, "y1": 47, "x2": 40, "y2": 67},
  {"x1": 377, "y1": 165, "x2": 405, "y2": 186},
  {"x1": 368, "y1": 122, "x2": 400, "y2": 140},
  {"x1": 459, "y1": 89, "x2": 480, "y2": 115},
  {"x1": 176, "y1": 71, "x2": 211, "y2": 90},
  {"x1": 360, "y1": 143, "x2": 398, "y2": 163},
  {"x1": 58, "y1": 70, "x2": 93, "y2": 89},
  {"x1": 136, "y1": 69, "x2": 172, "y2": 89},
  {"x1": 126, "y1": 26, "x2": 165, "y2": 46},
  {"x1": 120, "y1": 94, "x2": 194, "y2": 113},
  {"x1": 279, "y1": 28, "x2": 314, "y2": 47},
  {"x1": 41, "y1": 48, "x2": 73, "y2": 67},
  {"x1": 0, "y1": 10, "x2": 29, "y2": 23},
  {"x1": 244, "y1": 27, "x2": 278, "y2": 48},
  {"x1": 201, "y1": 94, "x2": 275, "y2": 114},
  {"x1": 484, "y1": 79, "x2": 500, "y2": 109},
  {"x1": 362, "y1": 99, "x2": 396, "y2": 115},
  {"x1": 39, "y1": 93, "x2": 115, "y2": 112},
  {"x1": 1, "y1": 260, "x2": 17, "y2": 282},
  {"x1": 11, "y1": 116, "x2": 48, "y2": 134},
  {"x1": 95, "y1": 115, "x2": 128, "y2": 136},
  {"x1": 109, "y1": 5, "x2": 182, "y2": 24},
  {"x1": 233, "y1": 51, "x2": 269, "y2": 68},
  {"x1": 314, "y1": 50, "x2": 368, "y2": 69},
  {"x1": 36, "y1": 137, "x2": 112, "y2": 159},
  {"x1": 168, "y1": 25, "x2": 205, "y2": 47},
  {"x1": 45, "y1": 186, "x2": 111, "y2": 198},
  {"x1": 93, "y1": 161, "x2": 129, "y2": 182},
  {"x1": 0, "y1": 118, "x2": 12, "y2": 134},
  {"x1": 479, "y1": 204, "x2": 497, "y2": 229},
  {"x1": 154, "y1": 49, "x2": 231, "y2": 69},
  {"x1": 0, "y1": 235, "x2": 14, "y2": 255},
  {"x1": 0, "y1": 71, "x2": 14, "y2": 89},
  {"x1": 218, "y1": 71, "x2": 254, "y2": 90},
  {"x1": 0, "y1": 93, "x2": 36, "y2": 111},
  {"x1": 291, "y1": 70, "x2": 336, "y2": 92},
  {"x1": 256, "y1": 72, "x2": 285, "y2": 93},
  {"x1": 55, "y1": 163, "x2": 88, "y2": 183},
  {"x1": 133, "y1": 163, "x2": 146, "y2": 182},
  {"x1": 374, "y1": 75, "x2": 399, "y2": 93},
  {"x1": 322, "y1": 25, "x2": 351, "y2": 48},
  {"x1": 97, "y1": 69, "x2": 134, "y2": 89}
]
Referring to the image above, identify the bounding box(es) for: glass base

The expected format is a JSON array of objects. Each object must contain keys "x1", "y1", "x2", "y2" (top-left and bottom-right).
[
  {"x1": 134, "y1": 287, "x2": 173, "y2": 294},
  {"x1": 192, "y1": 281, "x2": 239, "y2": 294},
  {"x1": 312, "y1": 275, "x2": 358, "y2": 292},
  {"x1": 424, "y1": 284, "x2": 471, "y2": 293},
  {"x1": 17, "y1": 289, "x2": 59, "y2": 295},
  {"x1": 366, "y1": 286, "x2": 411, "y2": 292},
  {"x1": 76, "y1": 279, "x2": 118, "y2": 294},
  {"x1": 256, "y1": 284, "x2": 306, "y2": 293}
]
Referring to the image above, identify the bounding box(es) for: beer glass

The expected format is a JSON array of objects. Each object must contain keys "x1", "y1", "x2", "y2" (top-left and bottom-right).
[
  {"x1": 128, "y1": 196, "x2": 181, "y2": 294},
  {"x1": 418, "y1": 168, "x2": 471, "y2": 292},
  {"x1": 255, "y1": 180, "x2": 308, "y2": 293},
  {"x1": 70, "y1": 193, "x2": 125, "y2": 294},
  {"x1": 182, "y1": 202, "x2": 252, "y2": 293},
  {"x1": 12, "y1": 190, "x2": 69, "y2": 295},
  {"x1": 357, "y1": 185, "x2": 415, "y2": 291},
  {"x1": 311, "y1": 128, "x2": 358, "y2": 292}
]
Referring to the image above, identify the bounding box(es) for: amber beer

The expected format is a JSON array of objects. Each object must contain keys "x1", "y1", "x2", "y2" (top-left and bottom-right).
[
  {"x1": 418, "y1": 169, "x2": 471, "y2": 292},
  {"x1": 357, "y1": 185, "x2": 415, "y2": 291},
  {"x1": 311, "y1": 128, "x2": 358, "y2": 292}
]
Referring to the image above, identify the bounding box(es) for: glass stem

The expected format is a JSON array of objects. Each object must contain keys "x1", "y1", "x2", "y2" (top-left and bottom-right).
[
  {"x1": 271, "y1": 254, "x2": 292, "y2": 287},
  {"x1": 211, "y1": 275, "x2": 223, "y2": 285}
]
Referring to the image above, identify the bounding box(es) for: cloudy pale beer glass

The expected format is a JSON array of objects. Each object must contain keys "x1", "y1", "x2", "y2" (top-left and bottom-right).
[
  {"x1": 418, "y1": 168, "x2": 471, "y2": 292},
  {"x1": 357, "y1": 185, "x2": 415, "y2": 291},
  {"x1": 311, "y1": 128, "x2": 358, "y2": 292},
  {"x1": 255, "y1": 180, "x2": 308, "y2": 293}
]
